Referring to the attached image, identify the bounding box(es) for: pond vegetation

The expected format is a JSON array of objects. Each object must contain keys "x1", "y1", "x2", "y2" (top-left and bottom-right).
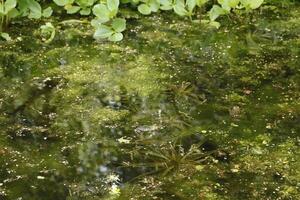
[{"x1": 0, "y1": 0, "x2": 300, "y2": 200}]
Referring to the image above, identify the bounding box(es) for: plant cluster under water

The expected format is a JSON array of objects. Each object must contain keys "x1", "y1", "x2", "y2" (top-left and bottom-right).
[{"x1": 0, "y1": 0, "x2": 299, "y2": 200}]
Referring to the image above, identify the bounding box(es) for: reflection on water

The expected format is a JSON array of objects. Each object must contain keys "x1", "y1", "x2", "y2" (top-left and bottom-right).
[{"x1": 1, "y1": 4, "x2": 300, "y2": 200}]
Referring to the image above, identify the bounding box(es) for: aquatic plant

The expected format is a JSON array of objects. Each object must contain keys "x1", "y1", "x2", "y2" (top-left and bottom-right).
[
  {"x1": 0, "y1": 0, "x2": 52, "y2": 40},
  {"x1": 0, "y1": 0, "x2": 265, "y2": 41}
]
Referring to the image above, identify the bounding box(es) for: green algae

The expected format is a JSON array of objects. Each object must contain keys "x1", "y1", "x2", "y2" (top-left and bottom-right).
[{"x1": 0, "y1": 2, "x2": 300, "y2": 200}]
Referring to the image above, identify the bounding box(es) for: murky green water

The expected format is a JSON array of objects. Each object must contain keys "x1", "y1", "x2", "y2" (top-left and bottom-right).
[{"x1": 1, "y1": 3, "x2": 300, "y2": 200}]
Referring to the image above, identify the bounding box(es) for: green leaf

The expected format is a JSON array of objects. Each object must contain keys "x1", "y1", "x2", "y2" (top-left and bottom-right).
[
  {"x1": 93, "y1": 24, "x2": 114, "y2": 40},
  {"x1": 173, "y1": 0, "x2": 188, "y2": 16},
  {"x1": 209, "y1": 5, "x2": 226, "y2": 21},
  {"x1": 228, "y1": 0, "x2": 240, "y2": 7},
  {"x1": 91, "y1": 18, "x2": 102, "y2": 27},
  {"x1": 186, "y1": 0, "x2": 196, "y2": 13},
  {"x1": 160, "y1": 0, "x2": 173, "y2": 10},
  {"x1": 65, "y1": 5, "x2": 81, "y2": 14},
  {"x1": 138, "y1": 4, "x2": 151, "y2": 15},
  {"x1": 149, "y1": 0, "x2": 160, "y2": 12},
  {"x1": 7, "y1": 8, "x2": 19, "y2": 18},
  {"x1": 40, "y1": 22, "x2": 56, "y2": 43},
  {"x1": 107, "y1": 0, "x2": 119, "y2": 11},
  {"x1": 109, "y1": 32, "x2": 123, "y2": 42},
  {"x1": 196, "y1": 0, "x2": 208, "y2": 6},
  {"x1": 241, "y1": 0, "x2": 263, "y2": 9},
  {"x1": 79, "y1": 8, "x2": 91, "y2": 15},
  {"x1": 195, "y1": 165, "x2": 205, "y2": 171},
  {"x1": 17, "y1": 1, "x2": 29, "y2": 15},
  {"x1": 209, "y1": 21, "x2": 221, "y2": 28},
  {"x1": 0, "y1": 4, "x2": 4, "y2": 15},
  {"x1": 112, "y1": 18, "x2": 126, "y2": 32},
  {"x1": 92, "y1": 4, "x2": 110, "y2": 23},
  {"x1": 76, "y1": 0, "x2": 95, "y2": 7},
  {"x1": 42, "y1": 7, "x2": 53, "y2": 17},
  {"x1": 53, "y1": 0, "x2": 74, "y2": 6},
  {"x1": 218, "y1": 0, "x2": 239, "y2": 11},
  {"x1": 0, "y1": 32, "x2": 11, "y2": 41},
  {"x1": 26, "y1": 0, "x2": 42, "y2": 19},
  {"x1": 4, "y1": 0, "x2": 17, "y2": 14}
]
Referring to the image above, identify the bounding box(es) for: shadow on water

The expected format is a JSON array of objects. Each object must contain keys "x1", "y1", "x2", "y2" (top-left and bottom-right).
[{"x1": 0, "y1": 3, "x2": 300, "y2": 200}]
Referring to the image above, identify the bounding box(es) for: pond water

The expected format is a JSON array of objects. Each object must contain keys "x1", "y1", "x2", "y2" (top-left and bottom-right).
[{"x1": 0, "y1": 3, "x2": 300, "y2": 200}]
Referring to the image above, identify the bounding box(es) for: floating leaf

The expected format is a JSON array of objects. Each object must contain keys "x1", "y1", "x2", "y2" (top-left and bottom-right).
[
  {"x1": 80, "y1": 8, "x2": 91, "y2": 15},
  {"x1": 0, "y1": 4, "x2": 4, "y2": 15},
  {"x1": 65, "y1": 5, "x2": 81, "y2": 14},
  {"x1": 112, "y1": 18, "x2": 126, "y2": 32},
  {"x1": 0, "y1": 32, "x2": 12, "y2": 41},
  {"x1": 91, "y1": 18, "x2": 102, "y2": 27},
  {"x1": 160, "y1": 0, "x2": 173, "y2": 10},
  {"x1": 7, "y1": 8, "x2": 19, "y2": 18},
  {"x1": 42, "y1": 7, "x2": 53, "y2": 17},
  {"x1": 93, "y1": 24, "x2": 114, "y2": 39},
  {"x1": 107, "y1": 0, "x2": 119, "y2": 11},
  {"x1": 186, "y1": 0, "x2": 196, "y2": 13},
  {"x1": 138, "y1": 4, "x2": 151, "y2": 15},
  {"x1": 109, "y1": 32, "x2": 123, "y2": 42},
  {"x1": 27, "y1": 0, "x2": 42, "y2": 19},
  {"x1": 53, "y1": 0, "x2": 74, "y2": 6},
  {"x1": 92, "y1": 4, "x2": 110, "y2": 23},
  {"x1": 209, "y1": 5, "x2": 226, "y2": 21},
  {"x1": 4, "y1": 0, "x2": 17, "y2": 14},
  {"x1": 241, "y1": 0, "x2": 264, "y2": 9},
  {"x1": 196, "y1": 0, "x2": 208, "y2": 6},
  {"x1": 149, "y1": 0, "x2": 160, "y2": 12},
  {"x1": 173, "y1": 0, "x2": 188, "y2": 16}
]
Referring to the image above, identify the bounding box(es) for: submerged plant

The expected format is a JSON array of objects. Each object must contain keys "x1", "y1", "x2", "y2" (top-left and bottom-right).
[
  {"x1": 119, "y1": 138, "x2": 212, "y2": 180},
  {"x1": 40, "y1": 22, "x2": 56, "y2": 43}
]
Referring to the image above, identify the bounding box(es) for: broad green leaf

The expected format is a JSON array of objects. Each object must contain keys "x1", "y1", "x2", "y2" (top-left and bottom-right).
[
  {"x1": 228, "y1": 0, "x2": 240, "y2": 7},
  {"x1": 7, "y1": 8, "x2": 19, "y2": 18},
  {"x1": 0, "y1": 32, "x2": 11, "y2": 41},
  {"x1": 77, "y1": 0, "x2": 95, "y2": 7},
  {"x1": 0, "y1": 4, "x2": 4, "y2": 15},
  {"x1": 149, "y1": 0, "x2": 160, "y2": 12},
  {"x1": 91, "y1": 18, "x2": 102, "y2": 27},
  {"x1": 196, "y1": 0, "x2": 208, "y2": 6},
  {"x1": 138, "y1": 4, "x2": 151, "y2": 15},
  {"x1": 80, "y1": 8, "x2": 91, "y2": 15},
  {"x1": 186, "y1": 0, "x2": 196, "y2": 13},
  {"x1": 93, "y1": 24, "x2": 114, "y2": 39},
  {"x1": 4, "y1": 0, "x2": 17, "y2": 14},
  {"x1": 107, "y1": 0, "x2": 119, "y2": 11},
  {"x1": 218, "y1": 0, "x2": 239, "y2": 11},
  {"x1": 112, "y1": 18, "x2": 126, "y2": 32},
  {"x1": 53, "y1": 0, "x2": 74, "y2": 6},
  {"x1": 160, "y1": 0, "x2": 173, "y2": 10},
  {"x1": 109, "y1": 32, "x2": 123, "y2": 42},
  {"x1": 209, "y1": 5, "x2": 226, "y2": 21},
  {"x1": 241, "y1": 0, "x2": 263, "y2": 9},
  {"x1": 27, "y1": 0, "x2": 42, "y2": 19},
  {"x1": 17, "y1": 1, "x2": 29, "y2": 15},
  {"x1": 42, "y1": 7, "x2": 53, "y2": 17},
  {"x1": 92, "y1": 4, "x2": 110, "y2": 22},
  {"x1": 65, "y1": 5, "x2": 81, "y2": 14},
  {"x1": 173, "y1": 0, "x2": 188, "y2": 16}
]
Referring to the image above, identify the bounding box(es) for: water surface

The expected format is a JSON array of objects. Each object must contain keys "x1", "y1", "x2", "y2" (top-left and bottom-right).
[{"x1": 0, "y1": 4, "x2": 300, "y2": 200}]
